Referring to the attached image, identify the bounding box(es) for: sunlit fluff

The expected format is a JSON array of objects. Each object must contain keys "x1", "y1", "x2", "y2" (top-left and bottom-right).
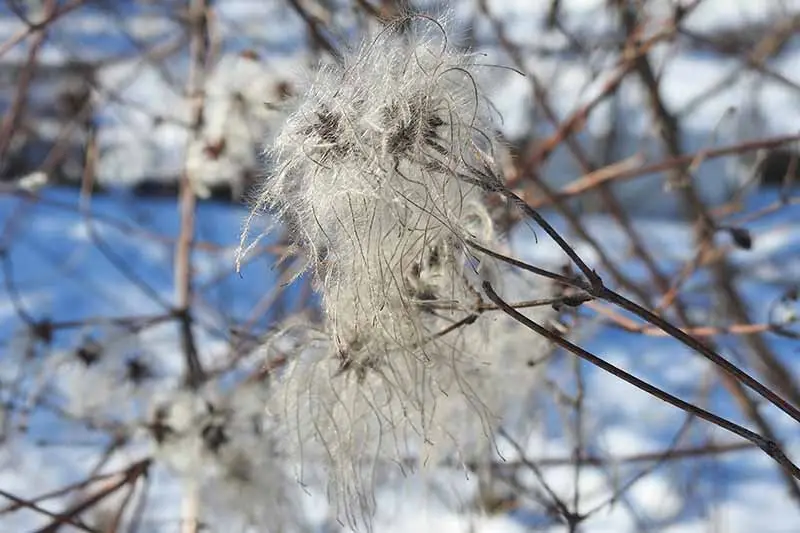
[{"x1": 242, "y1": 13, "x2": 552, "y2": 528}]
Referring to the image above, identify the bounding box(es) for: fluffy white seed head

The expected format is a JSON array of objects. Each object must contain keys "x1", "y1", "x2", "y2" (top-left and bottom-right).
[
  {"x1": 241, "y1": 14, "x2": 507, "y2": 364},
  {"x1": 245, "y1": 12, "x2": 553, "y2": 529},
  {"x1": 146, "y1": 384, "x2": 306, "y2": 532}
]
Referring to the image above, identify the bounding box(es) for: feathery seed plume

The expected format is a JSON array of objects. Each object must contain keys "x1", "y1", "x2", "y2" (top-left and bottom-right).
[{"x1": 241, "y1": 12, "x2": 552, "y2": 528}]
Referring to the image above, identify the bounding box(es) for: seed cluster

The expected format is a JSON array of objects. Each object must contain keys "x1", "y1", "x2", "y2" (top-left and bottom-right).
[{"x1": 242, "y1": 14, "x2": 553, "y2": 529}]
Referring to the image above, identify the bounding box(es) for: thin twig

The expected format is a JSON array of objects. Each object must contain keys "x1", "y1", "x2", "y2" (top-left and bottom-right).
[{"x1": 482, "y1": 280, "x2": 800, "y2": 482}]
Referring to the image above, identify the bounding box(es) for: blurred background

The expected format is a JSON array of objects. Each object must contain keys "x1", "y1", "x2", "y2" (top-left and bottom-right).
[{"x1": 1, "y1": 0, "x2": 800, "y2": 531}]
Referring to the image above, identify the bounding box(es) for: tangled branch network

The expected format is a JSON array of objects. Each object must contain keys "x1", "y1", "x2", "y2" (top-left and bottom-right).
[{"x1": 240, "y1": 13, "x2": 553, "y2": 528}]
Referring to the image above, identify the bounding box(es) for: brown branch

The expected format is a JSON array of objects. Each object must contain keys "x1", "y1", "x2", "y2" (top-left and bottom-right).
[
  {"x1": 175, "y1": 0, "x2": 210, "y2": 390},
  {"x1": 0, "y1": 489, "x2": 95, "y2": 532},
  {"x1": 0, "y1": 0, "x2": 56, "y2": 162},
  {"x1": 0, "y1": 0, "x2": 85, "y2": 58},
  {"x1": 286, "y1": 0, "x2": 341, "y2": 62},
  {"x1": 34, "y1": 460, "x2": 151, "y2": 533},
  {"x1": 587, "y1": 301, "x2": 794, "y2": 338},
  {"x1": 541, "y1": 133, "x2": 800, "y2": 207},
  {"x1": 495, "y1": 441, "x2": 755, "y2": 469}
]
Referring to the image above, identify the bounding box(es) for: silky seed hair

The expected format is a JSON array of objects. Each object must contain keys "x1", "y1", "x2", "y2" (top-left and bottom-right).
[
  {"x1": 242, "y1": 12, "x2": 553, "y2": 529},
  {"x1": 242, "y1": 13, "x2": 504, "y2": 359}
]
